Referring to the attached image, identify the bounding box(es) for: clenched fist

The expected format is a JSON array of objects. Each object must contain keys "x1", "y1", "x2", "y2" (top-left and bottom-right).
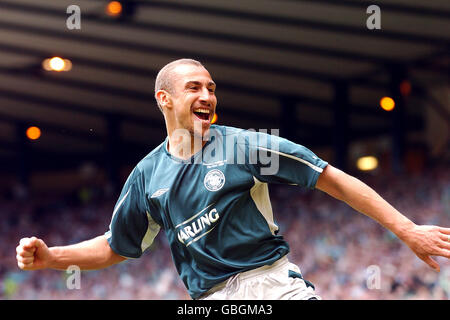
[{"x1": 16, "y1": 237, "x2": 51, "y2": 270}]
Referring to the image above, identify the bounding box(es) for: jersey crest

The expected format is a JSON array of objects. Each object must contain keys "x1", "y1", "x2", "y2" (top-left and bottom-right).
[{"x1": 204, "y1": 169, "x2": 225, "y2": 192}]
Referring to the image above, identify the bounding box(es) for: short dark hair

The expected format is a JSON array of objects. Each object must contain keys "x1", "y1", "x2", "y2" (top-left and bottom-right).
[{"x1": 154, "y1": 58, "x2": 205, "y2": 112}]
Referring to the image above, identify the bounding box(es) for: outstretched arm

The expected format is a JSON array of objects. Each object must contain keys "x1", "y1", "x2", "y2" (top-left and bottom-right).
[
  {"x1": 315, "y1": 164, "x2": 450, "y2": 272},
  {"x1": 16, "y1": 235, "x2": 126, "y2": 271}
]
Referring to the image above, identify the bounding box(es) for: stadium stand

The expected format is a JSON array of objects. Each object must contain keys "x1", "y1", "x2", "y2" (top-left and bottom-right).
[{"x1": 2, "y1": 164, "x2": 449, "y2": 300}]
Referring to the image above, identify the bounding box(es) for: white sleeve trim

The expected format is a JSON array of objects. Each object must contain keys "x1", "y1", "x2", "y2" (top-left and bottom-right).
[
  {"x1": 257, "y1": 146, "x2": 323, "y2": 173},
  {"x1": 141, "y1": 211, "x2": 161, "y2": 253},
  {"x1": 250, "y1": 177, "x2": 278, "y2": 235}
]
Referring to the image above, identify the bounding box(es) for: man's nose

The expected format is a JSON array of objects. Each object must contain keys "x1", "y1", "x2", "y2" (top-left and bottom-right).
[{"x1": 199, "y1": 87, "x2": 211, "y2": 104}]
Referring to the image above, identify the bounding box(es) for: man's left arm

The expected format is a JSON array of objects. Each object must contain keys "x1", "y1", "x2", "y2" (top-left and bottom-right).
[{"x1": 315, "y1": 164, "x2": 450, "y2": 272}]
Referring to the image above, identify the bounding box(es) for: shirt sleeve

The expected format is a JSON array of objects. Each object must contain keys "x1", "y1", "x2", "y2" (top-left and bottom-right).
[
  {"x1": 238, "y1": 130, "x2": 328, "y2": 189},
  {"x1": 105, "y1": 167, "x2": 160, "y2": 259}
]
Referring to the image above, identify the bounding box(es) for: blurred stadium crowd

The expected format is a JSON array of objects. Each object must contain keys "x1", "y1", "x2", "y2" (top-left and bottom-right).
[{"x1": 1, "y1": 164, "x2": 449, "y2": 300}]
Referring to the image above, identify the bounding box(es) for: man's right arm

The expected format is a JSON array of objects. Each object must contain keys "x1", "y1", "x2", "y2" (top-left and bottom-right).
[{"x1": 16, "y1": 235, "x2": 127, "y2": 271}]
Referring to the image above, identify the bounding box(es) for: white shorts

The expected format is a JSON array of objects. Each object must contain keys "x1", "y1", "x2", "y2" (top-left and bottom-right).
[{"x1": 199, "y1": 256, "x2": 321, "y2": 300}]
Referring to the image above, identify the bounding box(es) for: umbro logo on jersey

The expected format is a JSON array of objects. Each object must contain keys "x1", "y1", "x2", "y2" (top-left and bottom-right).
[
  {"x1": 204, "y1": 169, "x2": 225, "y2": 192},
  {"x1": 151, "y1": 188, "x2": 169, "y2": 198}
]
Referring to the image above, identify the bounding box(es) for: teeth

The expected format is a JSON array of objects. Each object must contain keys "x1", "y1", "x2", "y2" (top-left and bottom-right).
[{"x1": 194, "y1": 108, "x2": 210, "y2": 114}]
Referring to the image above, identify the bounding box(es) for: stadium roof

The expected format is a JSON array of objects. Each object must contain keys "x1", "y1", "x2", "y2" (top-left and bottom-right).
[{"x1": 0, "y1": 0, "x2": 448, "y2": 172}]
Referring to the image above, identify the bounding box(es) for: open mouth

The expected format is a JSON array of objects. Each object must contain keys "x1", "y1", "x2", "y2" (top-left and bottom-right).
[{"x1": 193, "y1": 108, "x2": 210, "y2": 121}]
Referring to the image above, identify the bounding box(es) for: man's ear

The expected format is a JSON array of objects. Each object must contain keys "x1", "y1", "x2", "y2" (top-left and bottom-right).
[{"x1": 155, "y1": 90, "x2": 172, "y2": 109}]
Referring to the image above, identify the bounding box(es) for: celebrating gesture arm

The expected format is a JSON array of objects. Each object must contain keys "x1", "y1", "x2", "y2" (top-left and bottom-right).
[
  {"x1": 316, "y1": 164, "x2": 450, "y2": 272},
  {"x1": 16, "y1": 235, "x2": 126, "y2": 271}
]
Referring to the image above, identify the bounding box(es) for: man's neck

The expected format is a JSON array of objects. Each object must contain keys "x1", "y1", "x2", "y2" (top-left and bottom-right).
[{"x1": 167, "y1": 132, "x2": 208, "y2": 160}]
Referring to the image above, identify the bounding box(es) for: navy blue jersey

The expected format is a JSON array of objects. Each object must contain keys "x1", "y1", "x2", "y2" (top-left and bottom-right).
[{"x1": 105, "y1": 125, "x2": 328, "y2": 299}]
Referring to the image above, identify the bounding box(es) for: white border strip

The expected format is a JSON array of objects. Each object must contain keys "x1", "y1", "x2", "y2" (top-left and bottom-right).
[
  {"x1": 112, "y1": 188, "x2": 131, "y2": 217},
  {"x1": 257, "y1": 147, "x2": 323, "y2": 173},
  {"x1": 186, "y1": 225, "x2": 218, "y2": 247},
  {"x1": 175, "y1": 203, "x2": 216, "y2": 229}
]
